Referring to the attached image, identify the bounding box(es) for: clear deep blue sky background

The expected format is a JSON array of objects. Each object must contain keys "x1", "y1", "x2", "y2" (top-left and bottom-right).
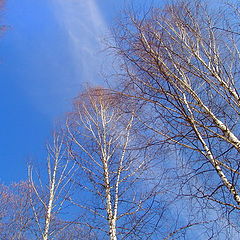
[
  {"x1": 0, "y1": 0, "x2": 225, "y2": 183},
  {"x1": 0, "y1": 0, "x2": 129, "y2": 183}
]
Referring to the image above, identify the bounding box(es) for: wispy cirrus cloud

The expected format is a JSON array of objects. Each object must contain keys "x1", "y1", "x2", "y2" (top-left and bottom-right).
[{"x1": 52, "y1": 0, "x2": 110, "y2": 86}]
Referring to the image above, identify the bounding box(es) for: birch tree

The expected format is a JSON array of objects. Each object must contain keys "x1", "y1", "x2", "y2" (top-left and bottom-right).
[
  {"x1": 111, "y1": 0, "x2": 240, "y2": 232},
  {"x1": 28, "y1": 132, "x2": 77, "y2": 240},
  {"x1": 66, "y1": 88, "x2": 163, "y2": 239}
]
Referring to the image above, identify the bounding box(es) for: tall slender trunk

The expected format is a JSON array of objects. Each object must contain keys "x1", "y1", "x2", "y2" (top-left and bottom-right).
[
  {"x1": 183, "y1": 94, "x2": 240, "y2": 205},
  {"x1": 43, "y1": 154, "x2": 58, "y2": 240},
  {"x1": 101, "y1": 105, "x2": 117, "y2": 240}
]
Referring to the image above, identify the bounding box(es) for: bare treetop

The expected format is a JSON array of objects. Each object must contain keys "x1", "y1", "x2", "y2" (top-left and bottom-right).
[{"x1": 111, "y1": 0, "x2": 240, "y2": 236}]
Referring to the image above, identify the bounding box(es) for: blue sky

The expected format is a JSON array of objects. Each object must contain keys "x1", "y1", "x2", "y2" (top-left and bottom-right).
[{"x1": 0, "y1": 0, "x2": 127, "y2": 183}]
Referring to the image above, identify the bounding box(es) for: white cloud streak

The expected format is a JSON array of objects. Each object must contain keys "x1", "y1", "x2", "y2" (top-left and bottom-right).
[{"x1": 52, "y1": 0, "x2": 110, "y2": 86}]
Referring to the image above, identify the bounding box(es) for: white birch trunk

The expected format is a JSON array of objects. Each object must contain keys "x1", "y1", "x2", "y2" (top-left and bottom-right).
[
  {"x1": 183, "y1": 94, "x2": 240, "y2": 205},
  {"x1": 42, "y1": 153, "x2": 58, "y2": 240}
]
